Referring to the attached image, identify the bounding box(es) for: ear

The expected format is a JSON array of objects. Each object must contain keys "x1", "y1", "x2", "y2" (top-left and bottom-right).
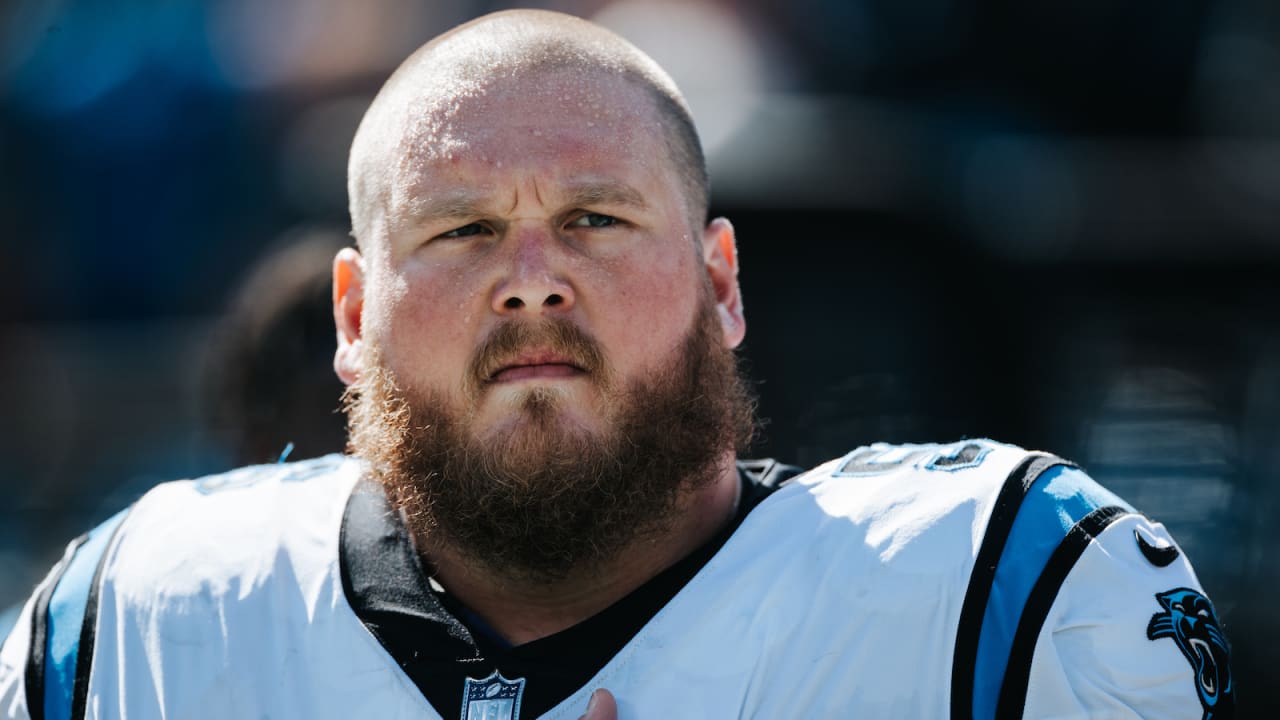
[
  {"x1": 702, "y1": 217, "x2": 746, "y2": 349},
  {"x1": 333, "y1": 247, "x2": 366, "y2": 386}
]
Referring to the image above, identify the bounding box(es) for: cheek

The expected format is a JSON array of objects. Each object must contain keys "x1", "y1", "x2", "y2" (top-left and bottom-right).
[
  {"x1": 594, "y1": 249, "x2": 702, "y2": 368},
  {"x1": 366, "y1": 265, "x2": 477, "y2": 384}
]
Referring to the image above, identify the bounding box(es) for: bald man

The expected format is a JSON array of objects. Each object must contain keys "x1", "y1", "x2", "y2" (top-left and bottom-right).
[{"x1": 0, "y1": 10, "x2": 1232, "y2": 720}]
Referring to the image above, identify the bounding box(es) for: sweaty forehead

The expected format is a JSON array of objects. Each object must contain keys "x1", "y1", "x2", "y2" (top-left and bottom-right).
[
  {"x1": 405, "y1": 69, "x2": 658, "y2": 162},
  {"x1": 381, "y1": 68, "x2": 669, "y2": 215},
  {"x1": 348, "y1": 13, "x2": 706, "y2": 244}
]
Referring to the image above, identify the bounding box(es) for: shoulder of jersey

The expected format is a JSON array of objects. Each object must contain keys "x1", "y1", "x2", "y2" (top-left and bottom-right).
[
  {"x1": 733, "y1": 440, "x2": 1035, "y2": 569},
  {"x1": 135, "y1": 452, "x2": 361, "y2": 521},
  {"x1": 105, "y1": 454, "x2": 362, "y2": 594},
  {"x1": 751, "y1": 438, "x2": 1095, "y2": 570},
  {"x1": 793, "y1": 438, "x2": 1036, "y2": 506}
]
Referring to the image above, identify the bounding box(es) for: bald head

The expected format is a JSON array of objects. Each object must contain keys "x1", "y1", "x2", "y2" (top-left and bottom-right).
[{"x1": 348, "y1": 10, "x2": 708, "y2": 247}]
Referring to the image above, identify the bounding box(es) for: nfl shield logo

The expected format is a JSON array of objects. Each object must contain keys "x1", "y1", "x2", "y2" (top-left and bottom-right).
[{"x1": 460, "y1": 670, "x2": 526, "y2": 720}]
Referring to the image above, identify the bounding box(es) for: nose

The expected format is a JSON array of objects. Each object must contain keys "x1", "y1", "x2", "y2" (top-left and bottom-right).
[{"x1": 491, "y1": 227, "x2": 576, "y2": 315}]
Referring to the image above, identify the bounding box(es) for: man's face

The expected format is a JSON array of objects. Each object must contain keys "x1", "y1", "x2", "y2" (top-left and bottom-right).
[
  {"x1": 351, "y1": 68, "x2": 733, "y2": 444},
  {"x1": 336, "y1": 67, "x2": 752, "y2": 580}
]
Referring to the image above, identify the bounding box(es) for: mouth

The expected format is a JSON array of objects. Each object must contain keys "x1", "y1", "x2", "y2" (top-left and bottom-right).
[{"x1": 488, "y1": 351, "x2": 587, "y2": 384}]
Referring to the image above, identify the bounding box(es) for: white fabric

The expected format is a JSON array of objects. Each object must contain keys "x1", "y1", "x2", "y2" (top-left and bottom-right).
[
  {"x1": 0, "y1": 595, "x2": 36, "y2": 720},
  {"x1": 0, "y1": 442, "x2": 1210, "y2": 719},
  {"x1": 1022, "y1": 514, "x2": 1204, "y2": 719}
]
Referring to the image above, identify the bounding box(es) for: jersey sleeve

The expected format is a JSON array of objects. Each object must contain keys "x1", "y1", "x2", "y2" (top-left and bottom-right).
[
  {"x1": 0, "y1": 508, "x2": 131, "y2": 720},
  {"x1": 952, "y1": 459, "x2": 1234, "y2": 719},
  {"x1": 1021, "y1": 512, "x2": 1232, "y2": 719}
]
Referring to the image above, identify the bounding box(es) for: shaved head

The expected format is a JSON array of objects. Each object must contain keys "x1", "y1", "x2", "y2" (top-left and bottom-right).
[{"x1": 348, "y1": 9, "x2": 708, "y2": 246}]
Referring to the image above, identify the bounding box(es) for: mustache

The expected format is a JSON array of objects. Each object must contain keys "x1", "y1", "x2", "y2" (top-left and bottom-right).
[{"x1": 468, "y1": 316, "x2": 609, "y2": 389}]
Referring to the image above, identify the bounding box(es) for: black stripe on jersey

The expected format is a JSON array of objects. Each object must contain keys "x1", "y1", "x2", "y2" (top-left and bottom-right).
[
  {"x1": 69, "y1": 516, "x2": 130, "y2": 720},
  {"x1": 995, "y1": 505, "x2": 1130, "y2": 718},
  {"x1": 25, "y1": 534, "x2": 88, "y2": 720},
  {"x1": 950, "y1": 453, "x2": 1071, "y2": 720}
]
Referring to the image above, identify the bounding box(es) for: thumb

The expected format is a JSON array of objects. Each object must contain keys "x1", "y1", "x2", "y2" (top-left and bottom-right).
[{"x1": 578, "y1": 688, "x2": 618, "y2": 720}]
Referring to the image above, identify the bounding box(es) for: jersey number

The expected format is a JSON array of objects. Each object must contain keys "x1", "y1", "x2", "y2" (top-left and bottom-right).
[{"x1": 836, "y1": 442, "x2": 992, "y2": 476}]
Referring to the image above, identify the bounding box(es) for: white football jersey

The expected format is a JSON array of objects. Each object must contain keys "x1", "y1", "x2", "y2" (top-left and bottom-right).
[{"x1": 0, "y1": 440, "x2": 1232, "y2": 719}]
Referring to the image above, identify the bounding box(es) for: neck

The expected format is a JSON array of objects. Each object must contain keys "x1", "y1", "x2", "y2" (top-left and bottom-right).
[{"x1": 423, "y1": 452, "x2": 741, "y2": 646}]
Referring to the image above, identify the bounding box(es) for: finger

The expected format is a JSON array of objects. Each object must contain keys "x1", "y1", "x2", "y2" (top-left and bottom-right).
[{"x1": 578, "y1": 688, "x2": 618, "y2": 720}]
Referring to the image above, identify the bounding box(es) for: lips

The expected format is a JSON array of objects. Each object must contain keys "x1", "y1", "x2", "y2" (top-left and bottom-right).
[
  {"x1": 469, "y1": 319, "x2": 605, "y2": 390},
  {"x1": 491, "y1": 363, "x2": 583, "y2": 382},
  {"x1": 488, "y1": 351, "x2": 586, "y2": 383}
]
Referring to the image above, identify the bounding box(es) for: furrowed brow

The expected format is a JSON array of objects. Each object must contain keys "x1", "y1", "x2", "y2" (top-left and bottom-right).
[
  {"x1": 565, "y1": 181, "x2": 648, "y2": 210},
  {"x1": 391, "y1": 182, "x2": 648, "y2": 232},
  {"x1": 398, "y1": 192, "x2": 489, "y2": 230}
]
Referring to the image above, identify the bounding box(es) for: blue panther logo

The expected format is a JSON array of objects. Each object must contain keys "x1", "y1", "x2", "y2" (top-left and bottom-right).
[{"x1": 1147, "y1": 588, "x2": 1234, "y2": 719}]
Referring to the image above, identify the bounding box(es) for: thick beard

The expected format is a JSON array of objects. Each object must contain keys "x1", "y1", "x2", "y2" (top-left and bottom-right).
[{"x1": 344, "y1": 296, "x2": 757, "y2": 586}]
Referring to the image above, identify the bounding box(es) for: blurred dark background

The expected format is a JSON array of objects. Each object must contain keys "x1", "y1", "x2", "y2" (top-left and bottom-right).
[{"x1": 1, "y1": 0, "x2": 1276, "y2": 713}]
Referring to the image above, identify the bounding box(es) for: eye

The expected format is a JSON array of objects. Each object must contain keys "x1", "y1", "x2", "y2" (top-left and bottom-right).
[
  {"x1": 437, "y1": 222, "x2": 488, "y2": 239},
  {"x1": 568, "y1": 213, "x2": 619, "y2": 229}
]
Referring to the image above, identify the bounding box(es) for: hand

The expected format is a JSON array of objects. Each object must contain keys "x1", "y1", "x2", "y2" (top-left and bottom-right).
[{"x1": 578, "y1": 688, "x2": 617, "y2": 720}]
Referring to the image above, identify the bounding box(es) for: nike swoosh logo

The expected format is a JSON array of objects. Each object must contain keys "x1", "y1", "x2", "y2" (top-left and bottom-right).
[{"x1": 1134, "y1": 528, "x2": 1180, "y2": 567}]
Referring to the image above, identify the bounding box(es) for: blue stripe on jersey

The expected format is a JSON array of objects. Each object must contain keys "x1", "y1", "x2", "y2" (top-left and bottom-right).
[
  {"x1": 43, "y1": 508, "x2": 129, "y2": 720},
  {"x1": 971, "y1": 466, "x2": 1133, "y2": 719}
]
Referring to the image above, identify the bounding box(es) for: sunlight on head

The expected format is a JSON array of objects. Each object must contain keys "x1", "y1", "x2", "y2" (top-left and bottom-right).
[{"x1": 347, "y1": 10, "x2": 709, "y2": 249}]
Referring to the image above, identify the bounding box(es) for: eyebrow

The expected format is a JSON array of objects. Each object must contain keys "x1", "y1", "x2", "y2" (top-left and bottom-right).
[
  {"x1": 400, "y1": 180, "x2": 650, "y2": 228},
  {"x1": 562, "y1": 180, "x2": 649, "y2": 211},
  {"x1": 398, "y1": 192, "x2": 489, "y2": 230}
]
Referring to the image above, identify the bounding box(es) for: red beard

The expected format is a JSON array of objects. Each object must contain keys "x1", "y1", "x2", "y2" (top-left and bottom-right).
[{"x1": 345, "y1": 295, "x2": 756, "y2": 584}]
